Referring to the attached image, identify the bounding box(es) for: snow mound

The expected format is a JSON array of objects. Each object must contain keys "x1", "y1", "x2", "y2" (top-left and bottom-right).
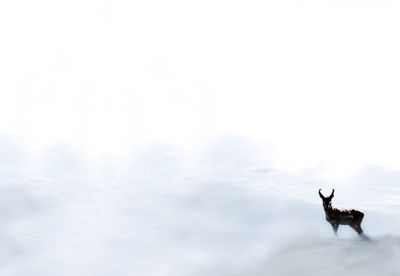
[{"x1": 259, "y1": 236, "x2": 400, "y2": 276}]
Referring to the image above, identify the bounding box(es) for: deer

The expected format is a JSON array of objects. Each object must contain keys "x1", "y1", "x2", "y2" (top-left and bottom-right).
[{"x1": 319, "y1": 189, "x2": 366, "y2": 238}]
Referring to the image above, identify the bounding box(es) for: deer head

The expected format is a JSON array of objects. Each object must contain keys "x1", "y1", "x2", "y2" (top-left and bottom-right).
[{"x1": 319, "y1": 189, "x2": 334, "y2": 208}]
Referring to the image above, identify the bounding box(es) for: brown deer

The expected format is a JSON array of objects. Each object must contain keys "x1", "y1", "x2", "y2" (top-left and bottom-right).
[{"x1": 319, "y1": 189, "x2": 366, "y2": 238}]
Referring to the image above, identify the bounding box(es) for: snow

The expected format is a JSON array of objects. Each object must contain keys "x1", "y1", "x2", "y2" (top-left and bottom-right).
[
  {"x1": 257, "y1": 236, "x2": 400, "y2": 276},
  {"x1": 1, "y1": 137, "x2": 400, "y2": 275}
]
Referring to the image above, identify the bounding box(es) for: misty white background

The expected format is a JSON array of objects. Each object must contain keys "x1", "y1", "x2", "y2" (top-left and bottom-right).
[{"x1": 1, "y1": 0, "x2": 400, "y2": 275}]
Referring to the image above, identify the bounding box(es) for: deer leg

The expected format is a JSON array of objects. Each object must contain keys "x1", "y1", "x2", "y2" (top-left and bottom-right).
[
  {"x1": 350, "y1": 225, "x2": 363, "y2": 236},
  {"x1": 358, "y1": 225, "x2": 369, "y2": 240},
  {"x1": 357, "y1": 212, "x2": 367, "y2": 238},
  {"x1": 350, "y1": 225, "x2": 359, "y2": 234},
  {"x1": 357, "y1": 225, "x2": 364, "y2": 235},
  {"x1": 356, "y1": 224, "x2": 366, "y2": 239},
  {"x1": 331, "y1": 223, "x2": 339, "y2": 236}
]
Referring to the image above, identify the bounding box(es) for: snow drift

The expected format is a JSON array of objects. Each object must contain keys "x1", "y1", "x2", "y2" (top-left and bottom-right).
[
  {"x1": 257, "y1": 236, "x2": 400, "y2": 276},
  {"x1": 1, "y1": 138, "x2": 400, "y2": 275}
]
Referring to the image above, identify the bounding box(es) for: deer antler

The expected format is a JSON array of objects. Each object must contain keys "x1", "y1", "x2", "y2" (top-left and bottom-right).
[
  {"x1": 329, "y1": 189, "x2": 335, "y2": 199},
  {"x1": 319, "y1": 189, "x2": 324, "y2": 199}
]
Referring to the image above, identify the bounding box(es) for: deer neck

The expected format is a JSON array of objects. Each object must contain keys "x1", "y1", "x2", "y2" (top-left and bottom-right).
[{"x1": 324, "y1": 203, "x2": 334, "y2": 216}]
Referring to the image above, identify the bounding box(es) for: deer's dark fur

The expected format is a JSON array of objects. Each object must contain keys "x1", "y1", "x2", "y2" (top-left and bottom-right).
[{"x1": 319, "y1": 189, "x2": 365, "y2": 238}]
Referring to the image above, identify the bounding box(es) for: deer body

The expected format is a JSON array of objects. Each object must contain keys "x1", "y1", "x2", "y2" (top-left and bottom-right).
[{"x1": 319, "y1": 189, "x2": 365, "y2": 237}]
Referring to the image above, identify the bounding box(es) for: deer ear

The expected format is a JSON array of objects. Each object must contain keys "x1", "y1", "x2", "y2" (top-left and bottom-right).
[
  {"x1": 319, "y1": 189, "x2": 325, "y2": 199},
  {"x1": 329, "y1": 189, "x2": 335, "y2": 199}
]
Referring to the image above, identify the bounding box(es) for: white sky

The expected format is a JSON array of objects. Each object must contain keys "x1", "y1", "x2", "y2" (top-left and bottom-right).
[{"x1": 1, "y1": 0, "x2": 400, "y2": 179}]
